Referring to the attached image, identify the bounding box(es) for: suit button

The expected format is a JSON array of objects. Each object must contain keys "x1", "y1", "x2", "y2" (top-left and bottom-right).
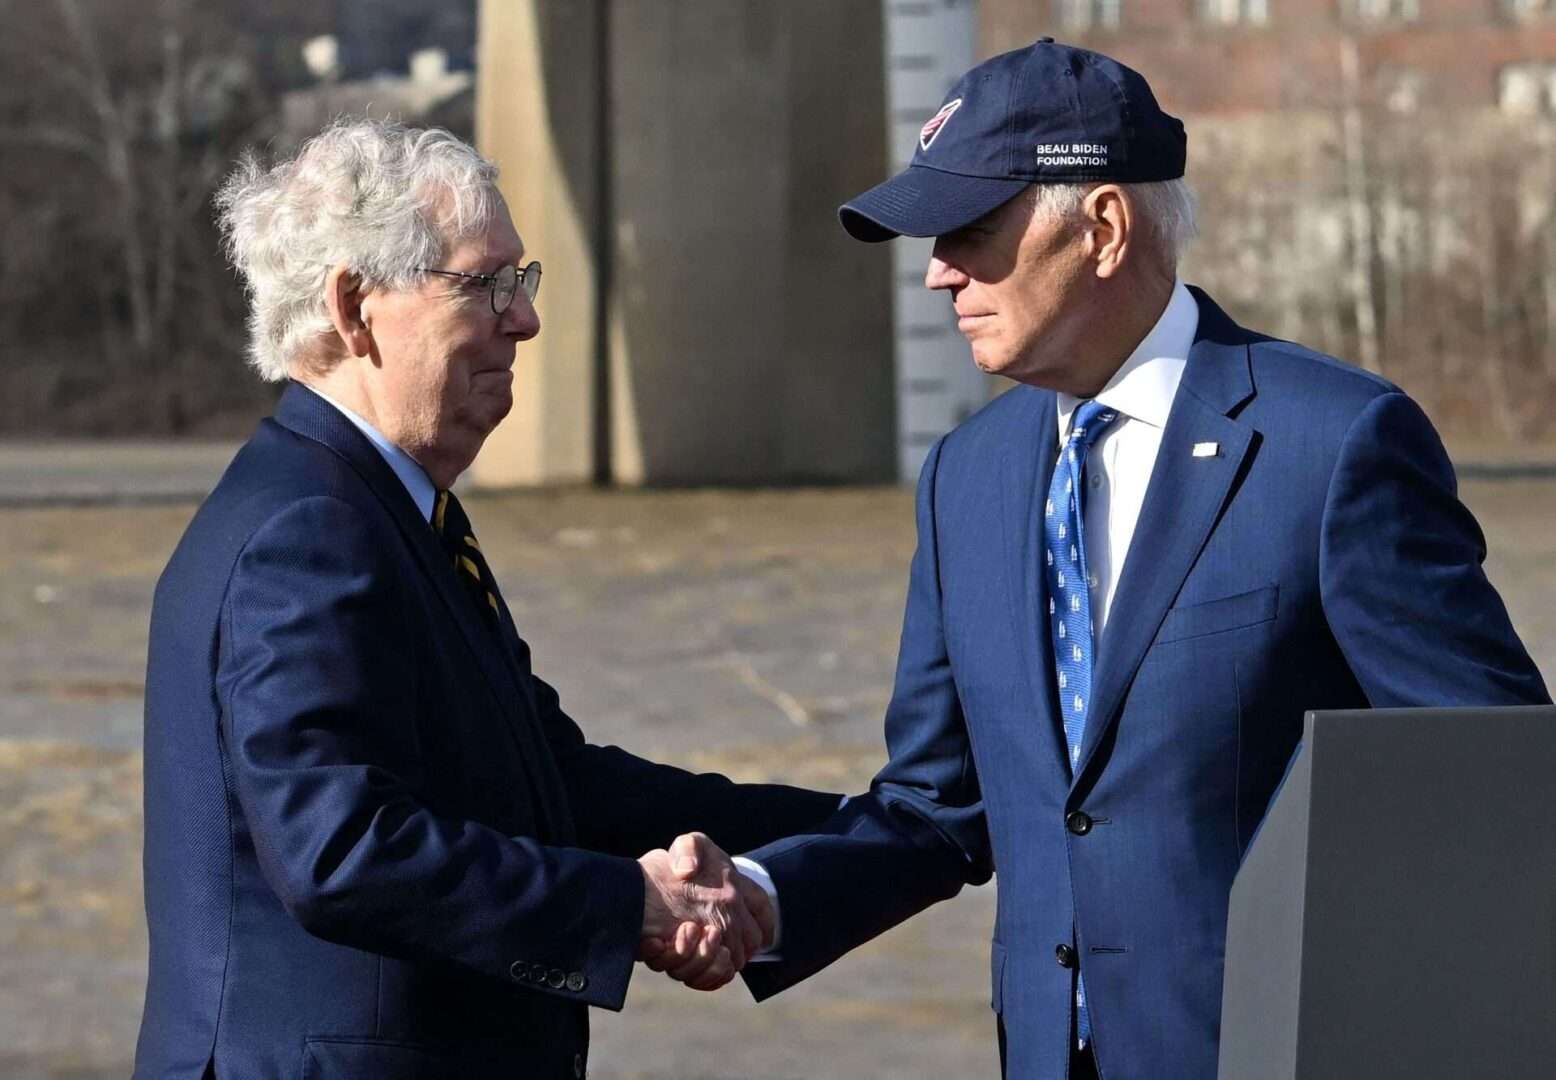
[
  {"x1": 573, "y1": 1051, "x2": 585, "y2": 1077},
  {"x1": 508, "y1": 960, "x2": 526, "y2": 982},
  {"x1": 1066, "y1": 811, "x2": 1094, "y2": 836},
  {"x1": 547, "y1": 967, "x2": 567, "y2": 989},
  {"x1": 566, "y1": 972, "x2": 587, "y2": 992},
  {"x1": 529, "y1": 962, "x2": 548, "y2": 983},
  {"x1": 1056, "y1": 944, "x2": 1078, "y2": 968}
]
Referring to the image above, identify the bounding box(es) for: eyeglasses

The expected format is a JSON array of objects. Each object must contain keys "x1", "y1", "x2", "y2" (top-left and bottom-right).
[{"x1": 415, "y1": 261, "x2": 542, "y2": 314}]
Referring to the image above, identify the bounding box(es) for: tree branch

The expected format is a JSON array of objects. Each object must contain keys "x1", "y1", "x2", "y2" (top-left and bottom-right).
[{"x1": 0, "y1": 125, "x2": 106, "y2": 167}]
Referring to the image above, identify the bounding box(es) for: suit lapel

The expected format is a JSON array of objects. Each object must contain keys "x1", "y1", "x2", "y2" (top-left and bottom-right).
[
  {"x1": 998, "y1": 387, "x2": 1075, "y2": 778},
  {"x1": 1073, "y1": 294, "x2": 1259, "y2": 782},
  {"x1": 273, "y1": 384, "x2": 570, "y2": 835},
  {"x1": 275, "y1": 385, "x2": 520, "y2": 704}
]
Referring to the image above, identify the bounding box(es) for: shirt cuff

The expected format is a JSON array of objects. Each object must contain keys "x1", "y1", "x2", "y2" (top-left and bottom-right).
[{"x1": 732, "y1": 856, "x2": 782, "y2": 961}]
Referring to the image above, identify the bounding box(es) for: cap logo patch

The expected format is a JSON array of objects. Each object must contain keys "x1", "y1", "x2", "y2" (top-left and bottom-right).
[{"x1": 919, "y1": 99, "x2": 963, "y2": 152}]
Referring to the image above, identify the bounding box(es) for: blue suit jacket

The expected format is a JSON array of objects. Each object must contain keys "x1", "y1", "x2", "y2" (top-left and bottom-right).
[
  {"x1": 134, "y1": 383, "x2": 839, "y2": 1080},
  {"x1": 744, "y1": 290, "x2": 1549, "y2": 1079}
]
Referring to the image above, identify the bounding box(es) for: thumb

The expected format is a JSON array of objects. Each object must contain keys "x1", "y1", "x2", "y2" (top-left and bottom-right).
[{"x1": 669, "y1": 831, "x2": 705, "y2": 878}]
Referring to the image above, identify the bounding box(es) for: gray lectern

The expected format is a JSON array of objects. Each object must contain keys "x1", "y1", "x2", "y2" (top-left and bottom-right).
[{"x1": 1218, "y1": 706, "x2": 1556, "y2": 1080}]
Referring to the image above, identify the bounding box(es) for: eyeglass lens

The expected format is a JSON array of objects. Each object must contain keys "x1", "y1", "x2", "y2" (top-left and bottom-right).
[
  {"x1": 492, "y1": 265, "x2": 518, "y2": 313},
  {"x1": 519, "y1": 262, "x2": 541, "y2": 302},
  {"x1": 491, "y1": 261, "x2": 541, "y2": 314}
]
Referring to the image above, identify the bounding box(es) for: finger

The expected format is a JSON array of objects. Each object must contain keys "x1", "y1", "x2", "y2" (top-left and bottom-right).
[
  {"x1": 664, "y1": 925, "x2": 721, "y2": 984},
  {"x1": 673, "y1": 932, "x2": 726, "y2": 985},
  {"x1": 697, "y1": 922, "x2": 723, "y2": 960},
  {"x1": 664, "y1": 951, "x2": 715, "y2": 984},
  {"x1": 667, "y1": 923, "x2": 717, "y2": 971},
  {"x1": 672, "y1": 920, "x2": 699, "y2": 960},
  {"x1": 721, "y1": 889, "x2": 761, "y2": 967},
  {"x1": 687, "y1": 947, "x2": 736, "y2": 991},
  {"x1": 668, "y1": 831, "x2": 706, "y2": 878}
]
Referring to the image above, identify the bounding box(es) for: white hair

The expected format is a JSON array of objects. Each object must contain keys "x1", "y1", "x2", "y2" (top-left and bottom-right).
[
  {"x1": 1029, "y1": 178, "x2": 1198, "y2": 270},
  {"x1": 215, "y1": 117, "x2": 501, "y2": 381}
]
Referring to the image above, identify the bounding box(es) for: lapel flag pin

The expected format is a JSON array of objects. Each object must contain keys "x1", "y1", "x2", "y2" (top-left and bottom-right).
[{"x1": 1192, "y1": 441, "x2": 1220, "y2": 458}]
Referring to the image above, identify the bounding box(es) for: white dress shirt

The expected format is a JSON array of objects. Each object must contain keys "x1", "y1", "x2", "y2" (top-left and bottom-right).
[{"x1": 1056, "y1": 279, "x2": 1197, "y2": 639}]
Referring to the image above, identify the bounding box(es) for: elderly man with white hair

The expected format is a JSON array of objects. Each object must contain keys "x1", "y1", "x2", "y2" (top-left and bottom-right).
[
  {"x1": 726, "y1": 39, "x2": 1548, "y2": 1080},
  {"x1": 133, "y1": 118, "x2": 839, "y2": 1080}
]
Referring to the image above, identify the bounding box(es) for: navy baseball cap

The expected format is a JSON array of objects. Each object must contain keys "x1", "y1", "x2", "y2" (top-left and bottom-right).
[{"x1": 840, "y1": 38, "x2": 1186, "y2": 242}]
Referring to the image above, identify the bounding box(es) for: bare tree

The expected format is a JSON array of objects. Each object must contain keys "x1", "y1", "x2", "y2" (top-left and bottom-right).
[{"x1": 0, "y1": 0, "x2": 278, "y2": 429}]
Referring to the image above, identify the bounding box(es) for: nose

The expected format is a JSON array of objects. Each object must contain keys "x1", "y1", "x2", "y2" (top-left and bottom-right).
[
  {"x1": 925, "y1": 241, "x2": 968, "y2": 291},
  {"x1": 501, "y1": 293, "x2": 541, "y2": 340}
]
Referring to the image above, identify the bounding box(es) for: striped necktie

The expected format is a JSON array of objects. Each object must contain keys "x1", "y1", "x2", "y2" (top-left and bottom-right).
[
  {"x1": 433, "y1": 490, "x2": 501, "y2": 628},
  {"x1": 1043, "y1": 397, "x2": 1117, "y2": 1049}
]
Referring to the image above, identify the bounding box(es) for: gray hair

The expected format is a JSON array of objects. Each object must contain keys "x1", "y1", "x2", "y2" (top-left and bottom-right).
[
  {"x1": 1029, "y1": 178, "x2": 1198, "y2": 270},
  {"x1": 215, "y1": 117, "x2": 501, "y2": 381}
]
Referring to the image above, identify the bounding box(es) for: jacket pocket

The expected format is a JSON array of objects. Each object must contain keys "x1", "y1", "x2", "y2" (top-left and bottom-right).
[
  {"x1": 990, "y1": 940, "x2": 1007, "y2": 1013},
  {"x1": 302, "y1": 1036, "x2": 452, "y2": 1080},
  {"x1": 1154, "y1": 585, "x2": 1278, "y2": 646}
]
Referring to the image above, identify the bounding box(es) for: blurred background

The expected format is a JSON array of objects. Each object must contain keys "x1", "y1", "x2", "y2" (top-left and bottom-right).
[{"x1": 2, "y1": 1, "x2": 1555, "y2": 1077}]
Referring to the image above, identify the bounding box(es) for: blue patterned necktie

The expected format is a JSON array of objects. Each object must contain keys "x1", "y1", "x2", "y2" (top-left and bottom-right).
[{"x1": 1043, "y1": 397, "x2": 1117, "y2": 1048}]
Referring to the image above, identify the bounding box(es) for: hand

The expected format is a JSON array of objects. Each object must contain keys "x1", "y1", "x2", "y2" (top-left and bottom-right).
[{"x1": 638, "y1": 832, "x2": 768, "y2": 989}]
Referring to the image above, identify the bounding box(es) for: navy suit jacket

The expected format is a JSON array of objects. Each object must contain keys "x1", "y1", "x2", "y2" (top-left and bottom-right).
[
  {"x1": 134, "y1": 383, "x2": 839, "y2": 1080},
  {"x1": 743, "y1": 289, "x2": 1549, "y2": 1079}
]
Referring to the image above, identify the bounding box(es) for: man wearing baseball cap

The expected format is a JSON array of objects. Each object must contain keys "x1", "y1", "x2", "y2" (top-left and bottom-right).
[{"x1": 722, "y1": 39, "x2": 1547, "y2": 1079}]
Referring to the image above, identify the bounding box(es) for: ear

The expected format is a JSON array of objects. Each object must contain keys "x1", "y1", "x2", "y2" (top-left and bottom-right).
[
  {"x1": 1083, "y1": 185, "x2": 1131, "y2": 280},
  {"x1": 323, "y1": 264, "x2": 373, "y2": 358}
]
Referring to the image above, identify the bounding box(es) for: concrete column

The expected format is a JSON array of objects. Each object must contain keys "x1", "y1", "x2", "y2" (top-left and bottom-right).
[
  {"x1": 472, "y1": 0, "x2": 895, "y2": 486},
  {"x1": 607, "y1": 1, "x2": 895, "y2": 484},
  {"x1": 468, "y1": 0, "x2": 600, "y2": 487}
]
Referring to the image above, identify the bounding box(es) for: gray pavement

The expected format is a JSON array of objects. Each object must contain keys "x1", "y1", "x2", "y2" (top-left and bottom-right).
[
  {"x1": 0, "y1": 447, "x2": 1552, "y2": 1078},
  {"x1": 0, "y1": 436, "x2": 1554, "y2": 507},
  {"x1": 0, "y1": 441, "x2": 243, "y2": 506}
]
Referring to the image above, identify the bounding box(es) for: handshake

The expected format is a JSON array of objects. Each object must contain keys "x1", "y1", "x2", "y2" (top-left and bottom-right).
[{"x1": 638, "y1": 832, "x2": 773, "y2": 991}]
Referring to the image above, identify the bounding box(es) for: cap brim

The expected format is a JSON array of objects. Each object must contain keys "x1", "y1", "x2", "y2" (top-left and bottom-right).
[{"x1": 838, "y1": 166, "x2": 1031, "y2": 242}]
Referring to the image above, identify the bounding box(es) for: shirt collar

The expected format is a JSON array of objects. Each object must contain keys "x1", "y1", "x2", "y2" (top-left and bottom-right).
[
  {"x1": 306, "y1": 386, "x2": 438, "y2": 523},
  {"x1": 1057, "y1": 278, "x2": 1198, "y2": 445}
]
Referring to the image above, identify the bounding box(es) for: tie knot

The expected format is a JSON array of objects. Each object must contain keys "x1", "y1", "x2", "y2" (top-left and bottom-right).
[{"x1": 1067, "y1": 400, "x2": 1118, "y2": 451}]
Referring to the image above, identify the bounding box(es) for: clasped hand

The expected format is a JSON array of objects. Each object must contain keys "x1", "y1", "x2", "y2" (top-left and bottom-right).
[{"x1": 638, "y1": 831, "x2": 772, "y2": 991}]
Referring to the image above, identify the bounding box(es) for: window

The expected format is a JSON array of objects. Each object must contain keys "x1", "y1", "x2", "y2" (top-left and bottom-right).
[
  {"x1": 1346, "y1": 0, "x2": 1420, "y2": 22},
  {"x1": 1504, "y1": 0, "x2": 1552, "y2": 21},
  {"x1": 1199, "y1": 0, "x2": 1269, "y2": 26},
  {"x1": 1499, "y1": 64, "x2": 1556, "y2": 114},
  {"x1": 1377, "y1": 67, "x2": 1424, "y2": 113},
  {"x1": 1058, "y1": 0, "x2": 1122, "y2": 31}
]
